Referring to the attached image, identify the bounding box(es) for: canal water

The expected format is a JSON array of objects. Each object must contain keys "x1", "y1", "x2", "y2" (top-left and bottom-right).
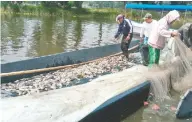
[
  {"x1": 0, "y1": 14, "x2": 182, "y2": 64},
  {"x1": 1, "y1": 14, "x2": 121, "y2": 63},
  {"x1": 123, "y1": 90, "x2": 192, "y2": 122}
]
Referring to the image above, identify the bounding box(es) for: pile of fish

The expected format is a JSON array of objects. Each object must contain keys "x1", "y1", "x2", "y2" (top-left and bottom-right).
[{"x1": 1, "y1": 53, "x2": 142, "y2": 98}]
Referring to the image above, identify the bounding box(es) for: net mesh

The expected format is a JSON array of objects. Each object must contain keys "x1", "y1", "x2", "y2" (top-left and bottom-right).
[{"x1": 145, "y1": 37, "x2": 192, "y2": 100}]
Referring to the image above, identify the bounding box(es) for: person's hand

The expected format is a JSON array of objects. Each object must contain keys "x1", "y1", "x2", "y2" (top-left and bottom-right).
[
  {"x1": 140, "y1": 37, "x2": 144, "y2": 43},
  {"x1": 125, "y1": 35, "x2": 130, "y2": 41},
  {"x1": 171, "y1": 31, "x2": 179, "y2": 37}
]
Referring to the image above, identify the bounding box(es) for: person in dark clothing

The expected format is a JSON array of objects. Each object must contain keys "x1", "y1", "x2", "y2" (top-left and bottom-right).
[
  {"x1": 178, "y1": 23, "x2": 192, "y2": 50},
  {"x1": 114, "y1": 14, "x2": 133, "y2": 60}
]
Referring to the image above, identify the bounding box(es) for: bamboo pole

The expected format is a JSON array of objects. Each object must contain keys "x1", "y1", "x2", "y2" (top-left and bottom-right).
[
  {"x1": 183, "y1": 10, "x2": 187, "y2": 24},
  {"x1": 0, "y1": 45, "x2": 139, "y2": 77}
]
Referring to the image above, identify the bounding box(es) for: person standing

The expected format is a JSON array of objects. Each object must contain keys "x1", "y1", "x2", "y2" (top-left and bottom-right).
[
  {"x1": 178, "y1": 23, "x2": 192, "y2": 50},
  {"x1": 140, "y1": 13, "x2": 157, "y2": 66},
  {"x1": 114, "y1": 14, "x2": 133, "y2": 61},
  {"x1": 148, "y1": 10, "x2": 180, "y2": 67}
]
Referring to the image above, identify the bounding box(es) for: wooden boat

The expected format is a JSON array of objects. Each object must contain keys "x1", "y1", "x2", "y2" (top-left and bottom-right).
[
  {"x1": 1, "y1": 43, "x2": 188, "y2": 122},
  {"x1": 1, "y1": 40, "x2": 140, "y2": 83},
  {"x1": 1, "y1": 65, "x2": 150, "y2": 122},
  {"x1": 79, "y1": 81, "x2": 150, "y2": 122}
]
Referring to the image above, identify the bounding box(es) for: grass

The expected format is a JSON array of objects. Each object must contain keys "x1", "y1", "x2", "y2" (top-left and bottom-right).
[
  {"x1": 1, "y1": 7, "x2": 122, "y2": 16},
  {"x1": 1, "y1": 6, "x2": 191, "y2": 26}
]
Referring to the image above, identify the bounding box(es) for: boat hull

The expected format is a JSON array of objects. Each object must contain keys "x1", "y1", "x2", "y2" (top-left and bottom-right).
[
  {"x1": 1, "y1": 40, "x2": 139, "y2": 83},
  {"x1": 1, "y1": 65, "x2": 150, "y2": 122},
  {"x1": 79, "y1": 81, "x2": 150, "y2": 122},
  {"x1": 176, "y1": 89, "x2": 192, "y2": 119}
]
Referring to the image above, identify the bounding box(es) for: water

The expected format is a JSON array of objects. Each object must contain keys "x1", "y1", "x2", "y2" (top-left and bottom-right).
[
  {"x1": 0, "y1": 14, "x2": 183, "y2": 64},
  {"x1": 1, "y1": 14, "x2": 121, "y2": 63},
  {"x1": 123, "y1": 91, "x2": 191, "y2": 122}
]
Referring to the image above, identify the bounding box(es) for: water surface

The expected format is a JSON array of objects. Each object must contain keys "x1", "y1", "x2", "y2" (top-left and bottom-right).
[
  {"x1": 1, "y1": 14, "x2": 121, "y2": 63},
  {"x1": 123, "y1": 91, "x2": 191, "y2": 122}
]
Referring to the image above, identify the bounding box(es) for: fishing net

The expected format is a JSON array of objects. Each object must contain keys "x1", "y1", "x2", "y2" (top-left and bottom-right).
[
  {"x1": 145, "y1": 36, "x2": 192, "y2": 100},
  {"x1": 125, "y1": 37, "x2": 192, "y2": 122}
]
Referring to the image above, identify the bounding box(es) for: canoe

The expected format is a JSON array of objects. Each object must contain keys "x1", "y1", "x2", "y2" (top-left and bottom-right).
[
  {"x1": 1, "y1": 40, "x2": 140, "y2": 83},
  {"x1": 79, "y1": 81, "x2": 150, "y2": 122},
  {"x1": 1, "y1": 65, "x2": 150, "y2": 122},
  {"x1": 176, "y1": 89, "x2": 192, "y2": 119}
]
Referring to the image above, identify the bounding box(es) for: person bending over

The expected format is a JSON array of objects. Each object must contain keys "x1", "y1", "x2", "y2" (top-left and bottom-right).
[
  {"x1": 114, "y1": 14, "x2": 133, "y2": 61},
  {"x1": 148, "y1": 10, "x2": 180, "y2": 67}
]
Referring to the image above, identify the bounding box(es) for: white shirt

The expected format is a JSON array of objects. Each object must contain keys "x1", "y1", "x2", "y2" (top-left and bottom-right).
[{"x1": 140, "y1": 19, "x2": 157, "y2": 38}]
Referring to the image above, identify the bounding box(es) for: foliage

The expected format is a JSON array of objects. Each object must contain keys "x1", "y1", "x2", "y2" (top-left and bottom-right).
[
  {"x1": 1, "y1": 1, "x2": 191, "y2": 22},
  {"x1": 1, "y1": 1, "x2": 10, "y2": 10},
  {"x1": 1, "y1": 1, "x2": 84, "y2": 13},
  {"x1": 74, "y1": 1, "x2": 83, "y2": 8}
]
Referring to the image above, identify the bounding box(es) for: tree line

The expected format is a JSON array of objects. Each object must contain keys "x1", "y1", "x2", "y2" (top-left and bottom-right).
[
  {"x1": 1, "y1": 1, "x2": 191, "y2": 13},
  {"x1": 1, "y1": 1, "x2": 84, "y2": 13}
]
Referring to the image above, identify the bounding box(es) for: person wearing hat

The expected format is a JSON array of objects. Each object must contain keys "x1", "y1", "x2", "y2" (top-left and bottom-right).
[
  {"x1": 114, "y1": 14, "x2": 133, "y2": 60},
  {"x1": 148, "y1": 10, "x2": 180, "y2": 67},
  {"x1": 140, "y1": 13, "x2": 157, "y2": 66}
]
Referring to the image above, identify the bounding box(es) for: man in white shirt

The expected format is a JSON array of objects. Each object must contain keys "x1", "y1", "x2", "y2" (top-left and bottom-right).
[{"x1": 140, "y1": 13, "x2": 157, "y2": 66}]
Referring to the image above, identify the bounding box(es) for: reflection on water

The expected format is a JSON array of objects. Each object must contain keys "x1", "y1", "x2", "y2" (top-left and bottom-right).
[
  {"x1": 1, "y1": 14, "x2": 184, "y2": 64},
  {"x1": 1, "y1": 14, "x2": 120, "y2": 63}
]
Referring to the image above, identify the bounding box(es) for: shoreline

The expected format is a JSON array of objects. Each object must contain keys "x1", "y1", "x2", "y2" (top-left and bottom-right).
[{"x1": 1, "y1": 8, "x2": 190, "y2": 29}]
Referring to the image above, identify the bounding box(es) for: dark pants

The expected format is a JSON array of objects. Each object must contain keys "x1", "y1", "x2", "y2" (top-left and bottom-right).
[
  {"x1": 140, "y1": 44, "x2": 149, "y2": 66},
  {"x1": 121, "y1": 35, "x2": 132, "y2": 59}
]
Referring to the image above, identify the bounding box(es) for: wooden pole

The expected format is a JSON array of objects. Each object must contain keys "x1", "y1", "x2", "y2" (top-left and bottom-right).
[
  {"x1": 161, "y1": 10, "x2": 164, "y2": 18},
  {"x1": 183, "y1": 10, "x2": 187, "y2": 24},
  {"x1": 0, "y1": 45, "x2": 139, "y2": 77},
  {"x1": 140, "y1": 9, "x2": 143, "y2": 23}
]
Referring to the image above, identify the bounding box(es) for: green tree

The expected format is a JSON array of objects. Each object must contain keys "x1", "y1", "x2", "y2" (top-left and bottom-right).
[
  {"x1": 1, "y1": 1, "x2": 11, "y2": 10},
  {"x1": 74, "y1": 1, "x2": 83, "y2": 8}
]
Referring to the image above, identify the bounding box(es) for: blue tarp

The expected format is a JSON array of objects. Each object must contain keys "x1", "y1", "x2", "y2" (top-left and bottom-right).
[{"x1": 125, "y1": 4, "x2": 192, "y2": 11}]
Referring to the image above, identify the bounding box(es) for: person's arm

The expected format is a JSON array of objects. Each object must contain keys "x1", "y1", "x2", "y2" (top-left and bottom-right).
[
  {"x1": 114, "y1": 24, "x2": 123, "y2": 38},
  {"x1": 158, "y1": 25, "x2": 172, "y2": 38},
  {"x1": 127, "y1": 19, "x2": 133, "y2": 35},
  {"x1": 125, "y1": 20, "x2": 133, "y2": 40}
]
